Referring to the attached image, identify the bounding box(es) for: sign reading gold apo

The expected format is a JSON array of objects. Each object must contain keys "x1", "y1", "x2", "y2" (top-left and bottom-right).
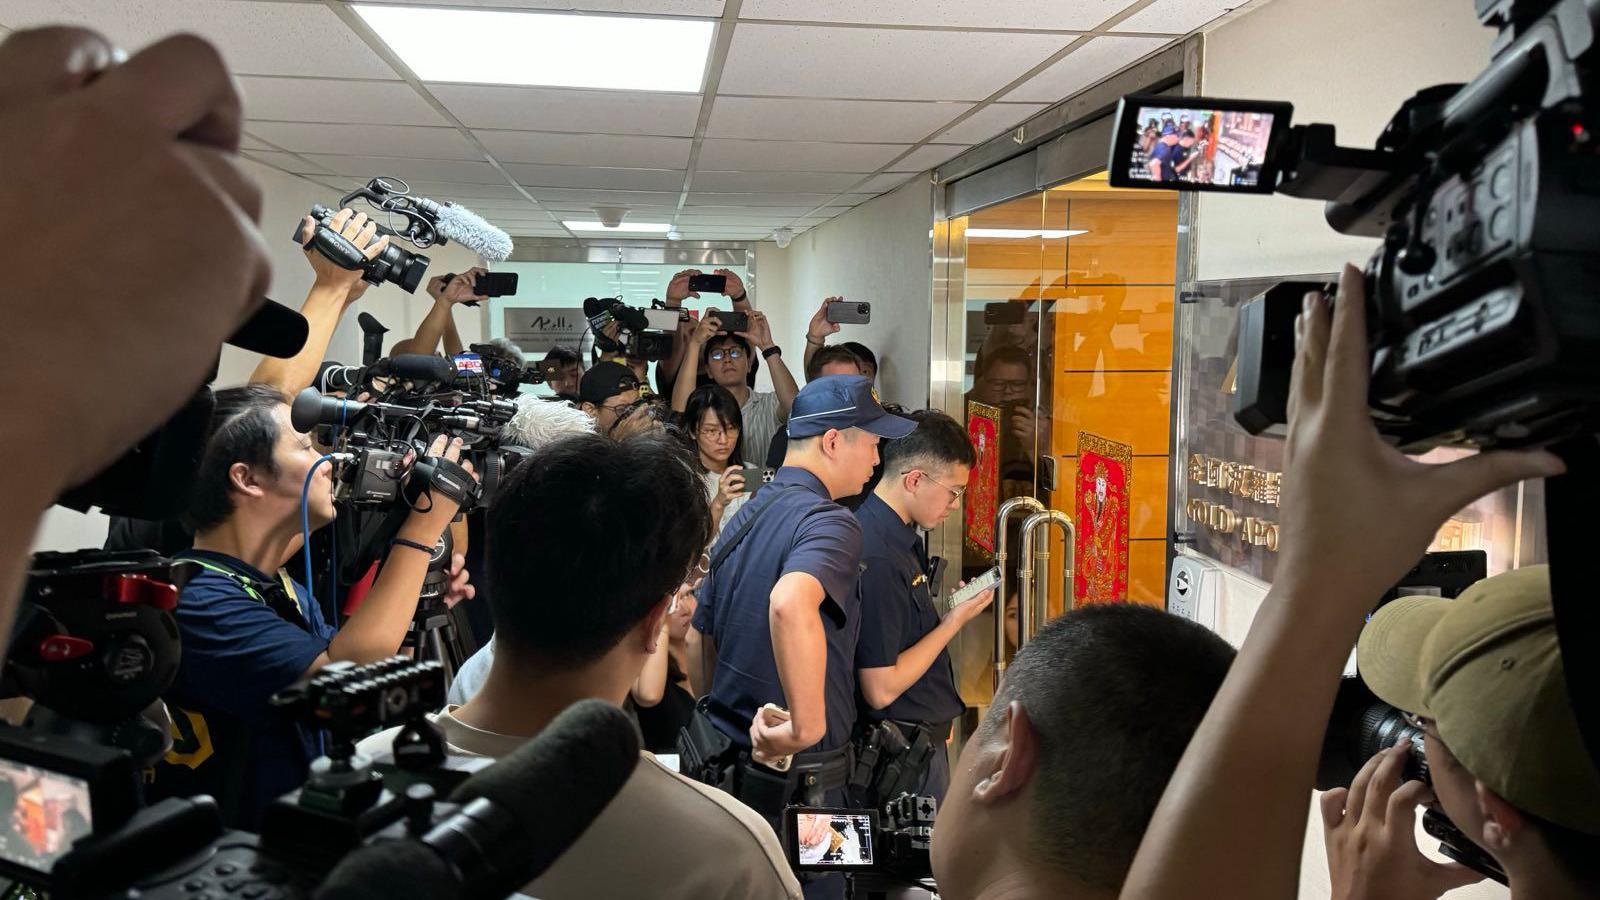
[{"x1": 1186, "y1": 454, "x2": 1281, "y2": 552}]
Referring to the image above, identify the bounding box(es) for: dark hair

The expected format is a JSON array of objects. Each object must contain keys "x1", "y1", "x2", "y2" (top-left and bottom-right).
[
  {"x1": 486, "y1": 432, "x2": 710, "y2": 667},
  {"x1": 805, "y1": 345, "x2": 864, "y2": 382},
  {"x1": 543, "y1": 345, "x2": 582, "y2": 368},
  {"x1": 682, "y1": 385, "x2": 746, "y2": 471},
  {"x1": 975, "y1": 345, "x2": 1033, "y2": 380},
  {"x1": 1529, "y1": 812, "x2": 1600, "y2": 889},
  {"x1": 839, "y1": 341, "x2": 878, "y2": 376},
  {"x1": 985, "y1": 604, "x2": 1235, "y2": 890},
  {"x1": 183, "y1": 385, "x2": 289, "y2": 533},
  {"x1": 703, "y1": 333, "x2": 758, "y2": 387},
  {"x1": 882, "y1": 410, "x2": 975, "y2": 474}
]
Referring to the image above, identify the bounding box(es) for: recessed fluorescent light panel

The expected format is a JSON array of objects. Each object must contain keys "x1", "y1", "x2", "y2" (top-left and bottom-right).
[
  {"x1": 563, "y1": 221, "x2": 673, "y2": 234},
  {"x1": 966, "y1": 229, "x2": 1089, "y2": 239},
  {"x1": 354, "y1": 6, "x2": 714, "y2": 92}
]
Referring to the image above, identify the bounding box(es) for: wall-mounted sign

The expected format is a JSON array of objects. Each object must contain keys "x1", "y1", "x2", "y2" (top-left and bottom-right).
[
  {"x1": 1076, "y1": 433, "x2": 1132, "y2": 604},
  {"x1": 504, "y1": 307, "x2": 588, "y2": 353}
]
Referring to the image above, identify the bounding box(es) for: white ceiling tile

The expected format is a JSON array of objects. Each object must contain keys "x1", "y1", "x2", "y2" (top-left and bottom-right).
[
  {"x1": 429, "y1": 84, "x2": 703, "y2": 135},
  {"x1": 246, "y1": 122, "x2": 481, "y2": 160},
  {"x1": 237, "y1": 77, "x2": 447, "y2": 127},
  {"x1": 813, "y1": 205, "x2": 858, "y2": 217},
  {"x1": 707, "y1": 97, "x2": 972, "y2": 142},
  {"x1": 697, "y1": 139, "x2": 909, "y2": 172},
  {"x1": 688, "y1": 192, "x2": 837, "y2": 206},
  {"x1": 241, "y1": 133, "x2": 272, "y2": 151},
  {"x1": 0, "y1": 1, "x2": 401, "y2": 79},
  {"x1": 889, "y1": 144, "x2": 968, "y2": 171},
  {"x1": 475, "y1": 131, "x2": 692, "y2": 168},
  {"x1": 935, "y1": 102, "x2": 1050, "y2": 144},
  {"x1": 853, "y1": 172, "x2": 919, "y2": 194},
  {"x1": 529, "y1": 188, "x2": 681, "y2": 205},
  {"x1": 540, "y1": 203, "x2": 679, "y2": 215},
  {"x1": 508, "y1": 164, "x2": 685, "y2": 191},
  {"x1": 389, "y1": 180, "x2": 531, "y2": 201},
  {"x1": 740, "y1": 0, "x2": 1141, "y2": 30},
  {"x1": 719, "y1": 24, "x2": 1072, "y2": 101},
  {"x1": 369, "y1": 0, "x2": 725, "y2": 14},
  {"x1": 684, "y1": 205, "x2": 820, "y2": 216},
  {"x1": 676, "y1": 215, "x2": 799, "y2": 226},
  {"x1": 298, "y1": 156, "x2": 506, "y2": 185},
  {"x1": 692, "y1": 171, "x2": 866, "y2": 192},
  {"x1": 1002, "y1": 35, "x2": 1172, "y2": 103},
  {"x1": 243, "y1": 150, "x2": 331, "y2": 174},
  {"x1": 1114, "y1": 0, "x2": 1237, "y2": 34}
]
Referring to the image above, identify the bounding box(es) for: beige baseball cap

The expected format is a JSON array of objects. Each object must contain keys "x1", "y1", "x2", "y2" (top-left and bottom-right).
[{"x1": 1357, "y1": 565, "x2": 1600, "y2": 835}]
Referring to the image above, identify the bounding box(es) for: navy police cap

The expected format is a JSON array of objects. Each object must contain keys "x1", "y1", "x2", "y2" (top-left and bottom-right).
[{"x1": 786, "y1": 375, "x2": 915, "y2": 440}]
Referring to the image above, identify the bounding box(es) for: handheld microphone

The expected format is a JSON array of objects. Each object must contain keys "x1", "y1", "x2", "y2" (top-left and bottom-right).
[{"x1": 314, "y1": 699, "x2": 640, "y2": 900}]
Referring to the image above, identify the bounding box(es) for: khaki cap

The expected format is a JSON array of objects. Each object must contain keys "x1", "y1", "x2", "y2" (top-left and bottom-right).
[{"x1": 1357, "y1": 565, "x2": 1600, "y2": 835}]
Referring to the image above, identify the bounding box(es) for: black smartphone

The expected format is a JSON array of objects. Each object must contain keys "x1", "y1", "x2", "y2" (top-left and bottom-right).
[
  {"x1": 712, "y1": 310, "x2": 749, "y2": 334},
  {"x1": 689, "y1": 273, "x2": 727, "y2": 294},
  {"x1": 443, "y1": 271, "x2": 519, "y2": 307},
  {"x1": 735, "y1": 465, "x2": 772, "y2": 494},
  {"x1": 1107, "y1": 93, "x2": 1294, "y2": 194},
  {"x1": 825, "y1": 301, "x2": 871, "y2": 325}
]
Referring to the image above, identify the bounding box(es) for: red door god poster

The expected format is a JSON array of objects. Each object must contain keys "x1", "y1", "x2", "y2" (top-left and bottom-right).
[
  {"x1": 964, "y1": 401, "x2": 1001, "y2": 554},
  {"x1": 1075, "y1": 432, "x2": 1132, "y2": 604}
]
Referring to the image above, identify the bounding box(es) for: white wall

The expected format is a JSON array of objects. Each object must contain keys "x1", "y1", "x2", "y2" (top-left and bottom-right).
[
  {"x1": 754, "y1": 179, "x2": 934, "y2": 408},
  {"x1": 32, "y1": 159, "x2": 484, "y2": 553},
  {"x1": 1195, "y1": 2, "x2": 1507, "y2": 897}
]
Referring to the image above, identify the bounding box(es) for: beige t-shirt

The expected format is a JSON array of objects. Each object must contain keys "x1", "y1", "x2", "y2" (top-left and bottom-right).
[{"x1": 357, "y1": 706, "x2": 801, "y2": 900}]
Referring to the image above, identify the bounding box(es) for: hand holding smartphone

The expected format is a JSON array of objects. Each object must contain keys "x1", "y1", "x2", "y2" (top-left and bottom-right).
[{"x1": 824, "y1": 301, "x2": 871, "y2": 325}]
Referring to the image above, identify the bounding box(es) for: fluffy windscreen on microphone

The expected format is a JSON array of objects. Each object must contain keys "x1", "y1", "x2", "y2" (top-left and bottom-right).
[
  {"x1": 447, "y1": 699, "x2": 640, "y2": 887},
  {"x1": 314, "y1": 838, "x2": 459, "y2": 900},
  {"x1": 436, "y1": 203, "x2": 514, "y2": 262}
]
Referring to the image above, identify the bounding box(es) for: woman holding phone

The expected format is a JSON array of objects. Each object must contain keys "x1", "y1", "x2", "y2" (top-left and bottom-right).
[{"x1": 682, "y1": 384, "x2": 751, "y2": 536}]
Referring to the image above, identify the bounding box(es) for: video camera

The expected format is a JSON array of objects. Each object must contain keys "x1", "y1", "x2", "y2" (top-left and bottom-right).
[
  {"x1": 452, "y1": 342, "x2": 545, "y2": 398},
  {"x1": 293, "y1": 353, "x2": 534, "y2": 598},
  {"x1": 784, "y1": 793, "x2": 936, "y2": 883},
  {"x1": 0, "y1": 554, "x2": 640, "y2": 900},
  {"x1": 582, "y1": 296, "x2": 679, "y2": 361},
  {"x1": 1112, "y1": 0, "x2": 1600, "y2": 454},
  {"x1": 295, "y1": 177, "x2": 514, "y2": 294},
  {"x1": 1111, "y1": 0, "x2": 1600, "y2": 775}
]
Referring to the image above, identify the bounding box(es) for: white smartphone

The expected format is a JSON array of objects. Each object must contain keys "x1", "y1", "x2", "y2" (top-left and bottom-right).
[{"x1": 949, "y1": 566, "x2": 1001, "y2": 607}]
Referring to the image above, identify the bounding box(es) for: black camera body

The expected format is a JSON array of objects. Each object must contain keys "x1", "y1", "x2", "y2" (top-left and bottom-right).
[
  {"x1": 783, "y1": 792, "x2": 935, "y2": 880},
  {"x1": 295, "y1": 177, "x2": 465, "y2": 294},
  {"x1": 584, "y1": 297, "x2": 676, "y2": 361}
]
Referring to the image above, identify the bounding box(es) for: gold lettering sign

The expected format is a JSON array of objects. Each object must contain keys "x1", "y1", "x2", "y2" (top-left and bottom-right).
[
  {"x1": 1184, "y1": 499, "x2": 1280, "y2": 553},
  {"x1": 1187, "y1": 455, "x2": 1282, "y2": 508}
]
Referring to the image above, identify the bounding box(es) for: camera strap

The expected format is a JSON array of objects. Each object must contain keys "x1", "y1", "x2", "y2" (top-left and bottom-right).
[{"x1": 175, "y1": 554, "x2": 312, "y2": 632}]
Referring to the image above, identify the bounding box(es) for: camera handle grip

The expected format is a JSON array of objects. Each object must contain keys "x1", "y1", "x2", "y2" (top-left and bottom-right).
[{"x1": 294, "y1": 220, "x2": 368, "y2": 272}]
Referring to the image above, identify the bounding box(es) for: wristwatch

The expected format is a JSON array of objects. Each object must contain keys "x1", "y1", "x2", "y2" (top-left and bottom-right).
[
  {"x1": 728, "y1": 291, "x2": 747, "y2": 304},
  {"x1": 762, "y1": 345, "x2": 782, "y2": 359}
]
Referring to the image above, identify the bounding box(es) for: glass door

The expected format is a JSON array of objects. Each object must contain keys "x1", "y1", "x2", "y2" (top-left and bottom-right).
[{"x1": 943, "y1": 173, "x2": 1179, "y2": 707}]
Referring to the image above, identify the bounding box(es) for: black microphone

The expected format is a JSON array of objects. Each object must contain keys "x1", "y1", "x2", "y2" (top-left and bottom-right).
[
  {"x1": 374, "y1": 353, "x2": 455, "y2": 384},
  {"x1": 314, "y1": 699, "x2": 640, "y2": 900},
  {"x1": 228, "y1": 296, "x2": 311, "y2": 359}
]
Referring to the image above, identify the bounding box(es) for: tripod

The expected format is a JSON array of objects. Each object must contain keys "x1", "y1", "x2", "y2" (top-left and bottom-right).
[{"x1": 403, "y1": 595, "x2": 472, "y2": 686}]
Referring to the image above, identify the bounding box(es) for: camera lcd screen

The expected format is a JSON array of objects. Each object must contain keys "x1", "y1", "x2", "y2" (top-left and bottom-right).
[
  {"x1": 789, "y1": 809, "x2": 876, "y2": 870},
  {"x1": 1108, "y1": 94, "x2": 1292, "y2": 194},
  {"x1": 0, "y1": 758, "x2": 94, "y2": 875}
]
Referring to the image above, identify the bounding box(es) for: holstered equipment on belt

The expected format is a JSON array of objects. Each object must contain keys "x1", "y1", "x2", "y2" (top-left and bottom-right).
[
  {"x1": 679, "y1": 698, "x2": 853, "y2": 824},
  {"x1": 850, "y1": 718, "x2": 947, "y2": 805}
]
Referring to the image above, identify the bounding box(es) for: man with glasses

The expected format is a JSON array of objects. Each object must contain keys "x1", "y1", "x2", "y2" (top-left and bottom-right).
[
  {"x1": 579, "y1": 360, "x2": 642, "y2": 433},
  {"x1": 672, "y1": 306, "x2": 800, "y2": 466},
  {"x1": 854, "y1": 410, "x2": 995, "y2": 802}
]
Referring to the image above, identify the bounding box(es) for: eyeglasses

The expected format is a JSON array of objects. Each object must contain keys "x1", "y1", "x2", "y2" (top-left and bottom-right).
[
  {"x1": 907, "y1": 470, "x2": 966, "y2": 502},
  {"x1": 1401, "y1": 710, "x2": 1435, "y2": 733},
  {"x1": 697, "y1": 424, "x2": 740, "y2": 439},
  {"x1": 708, "y1": 348, "x2": 745, "y2": 361},
  {"x1": 601, "y1": 400, "x2": 634, "y2": 414}
]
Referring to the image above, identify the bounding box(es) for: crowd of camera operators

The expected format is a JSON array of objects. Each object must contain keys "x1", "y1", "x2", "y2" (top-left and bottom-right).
[{"x1": 2, "y1": 22, "x2": 1599, "y2": 900}]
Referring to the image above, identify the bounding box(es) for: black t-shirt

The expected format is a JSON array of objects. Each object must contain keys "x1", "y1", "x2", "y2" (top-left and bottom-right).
[{"x1": 632, "y1": 681, "x2": 696, "y2": 754}]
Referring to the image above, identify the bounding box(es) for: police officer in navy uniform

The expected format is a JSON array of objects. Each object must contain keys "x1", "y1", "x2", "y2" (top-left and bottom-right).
[
  {"x1": 854, "y1": 410, "x2": 996, "y2": 803},
  {"x1": 686, "y1": 375, "x2": 914, "y2": 900}
]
